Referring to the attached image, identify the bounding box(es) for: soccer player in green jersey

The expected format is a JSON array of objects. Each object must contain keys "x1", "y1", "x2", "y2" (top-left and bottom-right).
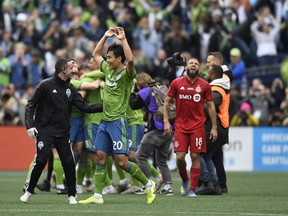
[{"x1": 79, "y1": 27, "x2": 156, "y2": 205}]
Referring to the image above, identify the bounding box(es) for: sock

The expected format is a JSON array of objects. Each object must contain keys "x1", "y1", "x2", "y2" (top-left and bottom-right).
[
  {"x1": 190, "y1": 167, "x2": 200, "y2": 190},
  {"x1": 124, "y1": 162, "x2": 148, "y2": 186},
  {"x1": 86, "y1": 159, "x2": 95, "y2": 184},
  {"x1": 53, "y1": 157, "x2": 64, "y2": 186},
  {"x1": 104, "y1": 174, "x2": 112, "y2": 187},
  {"x1": 94, "y1": 164, "x2": 107, "y2": 194},
  {"x1": 178, "y1": 168, "x2": 189, "y2": 183},
  {"x1": 76, "y1": 160, "x2": 87, "y2": 185},
  {"x1": 106, "y1": 156, "x2": 113, "y2": 181},
  {"x1": 114, "y1": 160, "x2": 126, "y2": 180},
  {"x1": 148, "y1": 161, "x2": 160, "y2": 178},
  {"x1": 128, "y1": 159, "x2": 141, "y2": 187}
]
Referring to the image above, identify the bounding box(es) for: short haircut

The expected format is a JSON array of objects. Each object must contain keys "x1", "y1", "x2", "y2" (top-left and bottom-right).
[
  {"x1": 210, "y1": 64, "x2": 223, "y2": 78},
  {"x1": 208, "y1": 52, "x2": 223, "y2": 64},
  {"x1": 107, "y1": 43, "x2": 126, "y2": 64},
  {"x1": 55, "y1": 58, "x2": 69, "y2": 74}
]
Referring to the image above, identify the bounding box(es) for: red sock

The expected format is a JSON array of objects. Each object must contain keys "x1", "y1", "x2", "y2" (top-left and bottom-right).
[
  {"x1": 178, "y1": 169, "x2": 189, "y2": 182},
  {"x1": 190, "y1": 167, "x2": 200, "y2": 190}
]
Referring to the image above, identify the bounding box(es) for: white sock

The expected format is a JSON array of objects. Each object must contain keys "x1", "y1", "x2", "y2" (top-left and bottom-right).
[
  {"x1": 93, "y1": 193, "x2": 103, "y2": 199},
  {"x1": 57, "y1": 184, "x2": 65, "y2": 189},
  {"x1": 145, "y1": 180, "x2": 152, "y2": 188}
]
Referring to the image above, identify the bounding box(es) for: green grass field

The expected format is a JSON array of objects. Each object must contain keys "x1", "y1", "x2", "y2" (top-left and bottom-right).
[{"x1": 0, "y1": 171, "x2": 288, "y2": 216}]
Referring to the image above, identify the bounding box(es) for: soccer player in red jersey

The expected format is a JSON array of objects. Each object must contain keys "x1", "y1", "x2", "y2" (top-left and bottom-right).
[{"x1": 163, "y1": 57, "x2": 218, "y2": 197}]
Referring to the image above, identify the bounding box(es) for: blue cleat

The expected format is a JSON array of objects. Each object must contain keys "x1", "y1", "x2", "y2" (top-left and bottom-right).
[
  {"x1": 180, "y1": 178, "x2": 189, "y2": 196},
  {"x1": 188, "y1": 189, "x2": 197, "y2": 198}
]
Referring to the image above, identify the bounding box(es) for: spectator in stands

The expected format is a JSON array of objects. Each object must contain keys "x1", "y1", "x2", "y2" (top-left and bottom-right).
[
  {"x1": 230, "y1": 102, "x2": 259, "y2": 126},
  {"x1": 228, "y1": 47, "x2": 246, "y2": 90},
  {"x1": 247, "y1": 84, "x2": 275, "y2": 126},
  {"x1": 0, "y1": 46, "x2": 11, "y2": 91},
  {"x1": 250, "y1": 5, "x2": 280, "y2": 66}
]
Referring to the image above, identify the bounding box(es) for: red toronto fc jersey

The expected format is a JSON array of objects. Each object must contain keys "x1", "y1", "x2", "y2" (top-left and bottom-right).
[{"x1": 167, "y1": 76, "x2": 213, "y2": 132}]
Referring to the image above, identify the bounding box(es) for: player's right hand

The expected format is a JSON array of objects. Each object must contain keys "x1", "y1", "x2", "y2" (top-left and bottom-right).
[{"x1": 27, "y1": 127, "x2": 38, "y2": 139}]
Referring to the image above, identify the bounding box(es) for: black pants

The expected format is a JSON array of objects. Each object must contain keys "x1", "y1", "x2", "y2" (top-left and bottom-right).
[
  {"x1": 27, "y1": 135, "x2": 76, "y2": 197},
  {"x1": 212, "y1": 144, "x2": 227, "y2": 189}
]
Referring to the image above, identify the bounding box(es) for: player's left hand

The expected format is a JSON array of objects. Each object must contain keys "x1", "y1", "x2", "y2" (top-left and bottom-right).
[
  {"x1": 209, "y1": 128, "x2": 218, "y2": 142},
  {"x1": 115, "y1": 27, "x2": 126, "y2": 41}
]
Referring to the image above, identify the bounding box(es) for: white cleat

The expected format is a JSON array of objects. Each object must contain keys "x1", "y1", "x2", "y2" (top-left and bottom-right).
[
  {"x1": 68, "y1": 196, "x2": 78, "y2": 204},
  {"x1": 20, "y1": 191, "x2": 32, "y2": 203}
]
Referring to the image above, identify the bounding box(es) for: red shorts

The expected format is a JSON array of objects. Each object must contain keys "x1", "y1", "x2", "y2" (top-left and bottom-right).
[{"x1": 174, "y1": 127, "x2": 206, "y2": 153}]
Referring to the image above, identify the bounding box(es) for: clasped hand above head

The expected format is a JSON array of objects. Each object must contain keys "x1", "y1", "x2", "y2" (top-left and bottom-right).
[{"x1": 105, "y1": 27, "x2": 126, "y2": 41}]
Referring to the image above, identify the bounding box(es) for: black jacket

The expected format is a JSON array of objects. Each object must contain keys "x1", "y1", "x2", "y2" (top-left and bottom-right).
[{"x1": 25, "y1": 75, "x2": 103, "y2": 137}]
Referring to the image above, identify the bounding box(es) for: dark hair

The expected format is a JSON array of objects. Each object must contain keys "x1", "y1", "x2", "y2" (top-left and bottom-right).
[
  {"x1": 55, "y1": 58, "x2": 69, "y2": 74},
  {"x1": 107, "y1": 43, "x2": 125, "y2": 64},
  {"x1": 210, "y1": 64, "x2": 223, "y2": 78}
]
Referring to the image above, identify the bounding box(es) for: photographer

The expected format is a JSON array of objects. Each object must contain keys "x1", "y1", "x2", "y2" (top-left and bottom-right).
[{"x1": 230, "y1": 102, "x2": 259, "y2": 126}]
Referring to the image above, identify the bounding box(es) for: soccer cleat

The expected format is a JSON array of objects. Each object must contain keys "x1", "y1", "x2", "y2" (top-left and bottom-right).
[
  {"x1": 134, "y1": 187, "x2": 146, "y2": 195},
  {"x1": 20, "y1": 191, "x2": 32, "y2": 203},
  {"x1": 78, "y1": 196, "x2": 104, "y2": 204},
  {"x1": 158, "y1": 188, "x2": 173, "y2": 195},
  {"x1": 188, "y1": 189, "x2": 197, "y2": 198},
  {"x1": 121, "y1": 186, "x2": 142, "y2": 194},
  {"x1": 117, "y1": 182, "x2": 129, "y2": 194},
  {"x1": 36, "y1": 179, "x2": 51, "y2": 192},
  {"x1": 56, "y1": 188, "x2": 68, "y2": 195},
  {"x1": 180, "y1": 178, "x2": 189, "y2": 196},
  {"x1": 221, "y1": 187, "x2": 228, "y2": 193},
  {"x1": 146, "y1": 180, "x2": 156, "y2": 204},
  {"x1": 68, "y1": 196, "x2": 77, "y2": 204},
  {"x1": 103, "y1": 185, "x2": 117, "y2": 194}
]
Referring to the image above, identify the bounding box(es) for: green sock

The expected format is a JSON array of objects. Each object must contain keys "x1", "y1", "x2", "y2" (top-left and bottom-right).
[
  {"x1": 148, "y1": 161, "x2": 160, "y2": 178},
  {"x1": 124, "y1": 162, "x2": 148, "y2": 185},
  {"x1": 106, "y1": 156, "x2": 113, "y2": 181},
  {"x1": 76, "y1": 160, "x2": 87, "y2": 185},
  {"x1": 95, "y1": 164, "x2": 107, "y2": 194},
  {"x1": 114, "y1": 160, "x2": 126, "y2": 180},
  {"x1": 25, "y1": 160, "x2": 35, "y2": 182},
  {"x1": 53, "y1": 157, "x2": 64, "y2": 185},
  {"x1": 104, "y1": 174, "x2": 112, "y2": 187},
  {"x1": 129, "y1": 159, "x2": 142, "y2": 187},
  {"x1": 86, "y1": 159, "x2": 95, "y2": 179}
]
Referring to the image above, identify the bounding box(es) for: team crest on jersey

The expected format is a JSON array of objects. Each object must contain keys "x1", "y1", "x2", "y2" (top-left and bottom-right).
[
  {"x1": 84, "y1": 140, "x2": 89, "y2": 148},
  {"x1": 193, "y1": 94, "x2": 201, "y2": 102},
  {"x1": 174, "y1": 140, "x2": 179, "y2": 148},
  {"x1": 66, "y1": 89, "x2": 71, "y2": 98},
  {"x1": 195, "y1": 85, "x2": 201, "y2": 93},
  {"x1": 38, "y1": 141, "x2": 44, "y2": 150}
]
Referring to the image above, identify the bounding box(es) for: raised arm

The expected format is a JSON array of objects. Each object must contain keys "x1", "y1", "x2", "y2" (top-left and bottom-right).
[
  {"x1": 92, "y1": 28, "x2": 118, "y2": 67},
  {"x1": 115, "y1": 27, "x2": 134, "y2": 73}
]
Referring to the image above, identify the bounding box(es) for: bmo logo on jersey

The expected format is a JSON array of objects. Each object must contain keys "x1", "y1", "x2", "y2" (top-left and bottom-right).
[{"x1": 179, "y1": 94, "x2": 192, "y2": 100}]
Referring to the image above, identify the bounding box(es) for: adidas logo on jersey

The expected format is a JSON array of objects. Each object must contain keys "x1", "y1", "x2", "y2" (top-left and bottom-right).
[{"x1": 52, "y1": 89, "x2": 57, "y2": 93}]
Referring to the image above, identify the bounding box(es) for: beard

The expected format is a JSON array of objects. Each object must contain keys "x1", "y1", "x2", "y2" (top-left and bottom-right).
[{"x1": 187, "y1": 70, "x2": 198, "y2": 79}]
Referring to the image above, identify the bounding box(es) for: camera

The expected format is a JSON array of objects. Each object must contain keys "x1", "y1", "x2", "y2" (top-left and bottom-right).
[{"x1": 166, "y1": 52, "x2": 186, "y2": 66}]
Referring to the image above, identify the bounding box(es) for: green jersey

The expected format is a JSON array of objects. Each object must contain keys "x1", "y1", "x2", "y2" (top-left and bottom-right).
[
  {"x1": 126, "y1": 105, "x2": 145, "y2": 126},
  {"x1": 80, "y1": 76, "x2": 103, "y2": 126},
  {"x1": 70, "y1": 79, "x2": 83, "y2": 118},
  {"x1": 100, "y1": 60, "x2": 136, "y2": 121}
]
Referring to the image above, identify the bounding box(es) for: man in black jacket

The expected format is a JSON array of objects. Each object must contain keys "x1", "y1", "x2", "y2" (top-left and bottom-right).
[{"x1": 20, "y1": 58, "x2": 103, "y2": 204}]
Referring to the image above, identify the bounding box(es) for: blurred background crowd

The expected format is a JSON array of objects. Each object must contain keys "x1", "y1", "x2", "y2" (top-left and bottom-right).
[{"x1": 0, "y1": 0, "x2": 288, "y2": 127}]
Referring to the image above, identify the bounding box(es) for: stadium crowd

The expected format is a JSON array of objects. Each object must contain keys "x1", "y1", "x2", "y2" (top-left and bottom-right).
[{"x1": 0, "y1": 0, "x2": 288, "y2": 126}]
